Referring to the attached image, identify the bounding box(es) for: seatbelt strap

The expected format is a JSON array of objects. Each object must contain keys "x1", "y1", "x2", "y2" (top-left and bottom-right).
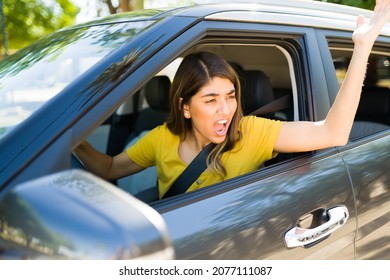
[
  {"x1": 162, "y1": 143, "x2": 215, "y2": 199},
  {"x1": 250, "y1": 94, "x2": 292, "y2": 116}
]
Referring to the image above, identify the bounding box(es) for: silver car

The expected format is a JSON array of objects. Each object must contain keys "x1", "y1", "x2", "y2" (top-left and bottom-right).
[{"x1": 0, "y1": 0, "x2": 389, "y2": 259}]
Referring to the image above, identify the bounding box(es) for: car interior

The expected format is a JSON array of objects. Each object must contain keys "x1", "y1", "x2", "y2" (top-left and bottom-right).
[{"x1": 75, "y1": 41, "x2": 390, "y2": 202}]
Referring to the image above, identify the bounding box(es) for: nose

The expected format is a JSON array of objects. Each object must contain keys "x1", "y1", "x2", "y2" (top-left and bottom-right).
[{"x1": 217, "y1": 99, "x2": 231, "y2": 115}]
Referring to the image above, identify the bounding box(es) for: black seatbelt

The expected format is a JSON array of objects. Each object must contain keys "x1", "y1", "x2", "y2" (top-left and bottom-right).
[
  {"x1": 250, "y1": 94, "x2": 292, "y2": 116},
  {"x1": 162, "y1": 143, "x2": 215, "y2": 199}
]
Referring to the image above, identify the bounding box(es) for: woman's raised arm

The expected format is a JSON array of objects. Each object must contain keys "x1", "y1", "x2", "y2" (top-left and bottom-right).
[{"x1": 274, "y1": 0, "x2": 390, "y2": 153}]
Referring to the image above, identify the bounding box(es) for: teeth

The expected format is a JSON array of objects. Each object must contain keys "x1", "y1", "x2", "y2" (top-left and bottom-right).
[{"x1": 217, "y1": 120, "x2": 227, "y2": 124}]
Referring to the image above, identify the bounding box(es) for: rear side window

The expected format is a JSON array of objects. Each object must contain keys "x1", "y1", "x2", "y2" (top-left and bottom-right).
[{"x1": 329, "y1": 44, "x2": 390, "y2": 139}]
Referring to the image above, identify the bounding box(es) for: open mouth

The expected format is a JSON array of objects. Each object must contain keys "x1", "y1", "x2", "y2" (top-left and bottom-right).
[{"x1": 214, "y1": 119, "x2": 228, "y2": 136}]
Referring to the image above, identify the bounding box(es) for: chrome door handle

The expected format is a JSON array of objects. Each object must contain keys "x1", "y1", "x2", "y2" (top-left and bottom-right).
[{"x1": 284, "y1": 206, "x2": 349, "y2": 248}]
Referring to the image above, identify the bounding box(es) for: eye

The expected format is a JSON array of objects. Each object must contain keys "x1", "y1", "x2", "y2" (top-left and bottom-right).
[
  {"x1": 227, "y1": 94, "x2": 236, "y2": 101},
  {"x1": 205, "y1": 98, "x2": 216, "y2": 104}
]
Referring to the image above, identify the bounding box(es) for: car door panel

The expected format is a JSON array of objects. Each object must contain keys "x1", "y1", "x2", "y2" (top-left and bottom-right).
[
  {"x1": 338, "y1": 132, "x2": 390, "y2": 259},
  {"x1": 159, "y1": 151, "x2": 356, "y2": 259}
]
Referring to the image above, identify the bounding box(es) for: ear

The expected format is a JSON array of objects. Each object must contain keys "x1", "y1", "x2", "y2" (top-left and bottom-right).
[{"x1": 182, "y1": 103, "x2": 191, "y2": 119}]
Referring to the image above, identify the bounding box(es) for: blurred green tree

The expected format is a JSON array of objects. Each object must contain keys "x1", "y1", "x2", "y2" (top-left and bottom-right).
[
  {"x1": 1, "y1": 0, "x2": 79, "y2": 54},
  {"x1": 317, "y1": 0, "x2": 375, "y2": 10}
]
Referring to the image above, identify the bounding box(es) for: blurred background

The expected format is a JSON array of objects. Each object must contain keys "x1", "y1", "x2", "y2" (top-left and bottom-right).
[{"x1": 0, "y1": 0, "x2": 377, "y2": 59}]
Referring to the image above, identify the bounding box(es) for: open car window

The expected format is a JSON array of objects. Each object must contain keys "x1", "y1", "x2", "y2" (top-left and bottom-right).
[{"x1": 79, "y1": 38, "x2": 306, "y2": 203}]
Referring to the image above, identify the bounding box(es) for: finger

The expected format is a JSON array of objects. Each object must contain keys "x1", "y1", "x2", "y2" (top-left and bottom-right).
[{"x1": 356, "y1": 15, "x2": 366, "y2": 29}]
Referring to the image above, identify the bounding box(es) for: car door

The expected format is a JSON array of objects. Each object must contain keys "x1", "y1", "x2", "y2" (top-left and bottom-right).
[
  {"x1": 155, "y1": 151, "x2": 355, "y2": 260},
  {"x1": 147, "y1": 19, "x2": 357, "y2": 259}
]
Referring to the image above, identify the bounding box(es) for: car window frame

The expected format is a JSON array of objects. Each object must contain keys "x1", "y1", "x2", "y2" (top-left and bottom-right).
[{"x1": 106, "y1": 19, "x2": 337, "y2": 209}]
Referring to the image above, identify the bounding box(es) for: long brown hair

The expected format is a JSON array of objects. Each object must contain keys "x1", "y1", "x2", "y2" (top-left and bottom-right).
[{"x1": 166, "y1": 51, "x2": 244, "y2": 178}]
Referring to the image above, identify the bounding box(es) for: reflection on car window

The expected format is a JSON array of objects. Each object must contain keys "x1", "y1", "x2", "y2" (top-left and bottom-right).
[
  {"x1": 0, "y1": 21, "x2": 153, "y2": 139},
  {"x1": 333, "y1": 51, "x2": 390, "y2": 88}
]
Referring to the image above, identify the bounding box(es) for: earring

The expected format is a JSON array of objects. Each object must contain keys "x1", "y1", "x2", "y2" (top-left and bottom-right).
[{"x1": 184, "y1": 111, "x2": 190, "y2": 118}]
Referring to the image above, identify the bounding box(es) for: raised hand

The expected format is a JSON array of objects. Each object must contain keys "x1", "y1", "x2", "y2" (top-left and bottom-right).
[{"x1": 353, "y1": 0, "x2": 390, "y2": 47}]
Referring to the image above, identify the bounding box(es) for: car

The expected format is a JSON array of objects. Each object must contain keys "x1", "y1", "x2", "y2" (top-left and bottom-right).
[{"x1": 0, "y1": 0, "x2": 389, "y2": 260}]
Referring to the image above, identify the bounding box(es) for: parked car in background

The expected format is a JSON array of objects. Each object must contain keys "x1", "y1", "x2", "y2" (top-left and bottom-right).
[{"x1": 0, "y1": 0, "x2": 389, "y2": 260}]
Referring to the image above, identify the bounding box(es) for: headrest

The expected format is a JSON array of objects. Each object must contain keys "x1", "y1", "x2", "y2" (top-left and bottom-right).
[
  {"x1": 240, "y1": 70, "x2": 275, "y2": 115},
  {"x1": 144, "y1": 75, "x2": 171, "y2": 111}
]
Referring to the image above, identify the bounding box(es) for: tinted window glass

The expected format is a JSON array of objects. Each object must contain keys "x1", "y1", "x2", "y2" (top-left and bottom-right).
[{"x1": 330, "y1": 45, "x2": 390, "y2": 138}]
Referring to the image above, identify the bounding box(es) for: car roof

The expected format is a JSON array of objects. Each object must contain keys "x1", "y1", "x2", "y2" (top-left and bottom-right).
[
  {"x1": 78, "y1": 0, "x2": 390, "y2": 37},
  {"x1": 179, "y1": 0, "x2": 371, "y2": 17},
  {"x1": 179, "y1": 1, "x2": 389, "y2": 35}
]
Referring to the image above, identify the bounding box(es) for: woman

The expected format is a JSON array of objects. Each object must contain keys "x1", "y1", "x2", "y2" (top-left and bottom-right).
[{"x1": 75, "y1": 0, "x2": 390, "y2": 199}]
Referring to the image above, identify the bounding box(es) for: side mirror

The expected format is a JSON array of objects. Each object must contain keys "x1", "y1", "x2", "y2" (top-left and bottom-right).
[{"x1": 0, "y1": 170, "x2": 174, "y2": 260}]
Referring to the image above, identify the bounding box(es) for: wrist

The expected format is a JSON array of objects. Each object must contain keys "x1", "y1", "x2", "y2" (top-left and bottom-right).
[{"x1": 352, "y1": 43, "x2": 372, "y2": 59}]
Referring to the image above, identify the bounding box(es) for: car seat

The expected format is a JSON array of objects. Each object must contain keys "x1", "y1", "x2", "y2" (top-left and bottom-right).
[
  {"x1": 230, "y1": 63, "x2": 293, "y2": 120},
  {"x1": 240, "y1": 69, "x2": 276, "y2": 117},
  {"x1": 117, "y1": 75, "x2": 170, "y2": 202},
  {"x1": 127, "y1": 75, "x2": 171, "y2": 140}
]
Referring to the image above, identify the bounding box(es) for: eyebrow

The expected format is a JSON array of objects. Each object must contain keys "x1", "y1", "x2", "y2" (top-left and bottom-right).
[{"x1": 201, "y1": 89, "x2": 236, "y2": 98}]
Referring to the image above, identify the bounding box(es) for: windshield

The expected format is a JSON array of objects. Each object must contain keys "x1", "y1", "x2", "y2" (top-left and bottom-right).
[{"x1": 0, "y1": 20, "x2": 154, "y2": 139}]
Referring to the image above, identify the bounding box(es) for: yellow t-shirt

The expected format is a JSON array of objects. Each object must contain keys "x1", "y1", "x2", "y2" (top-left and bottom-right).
[{"x1": 126, "y1": 115, "x2": 282, "y2": 198}]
